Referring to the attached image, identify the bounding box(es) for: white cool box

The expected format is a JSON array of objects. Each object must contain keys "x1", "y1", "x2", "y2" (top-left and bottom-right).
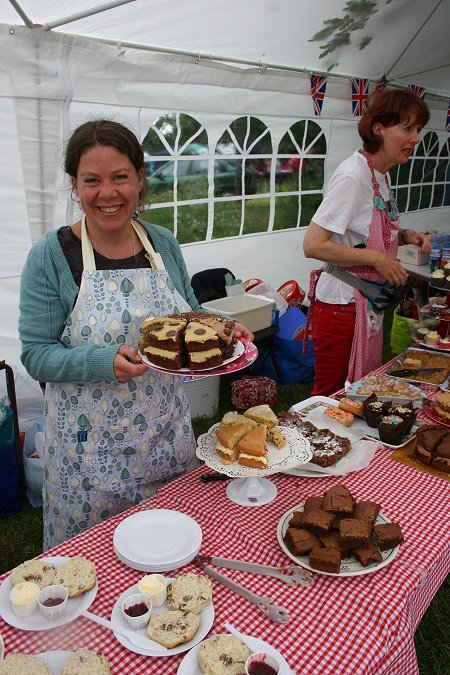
[{"x1": 201, "y1": 293, "x2": 275, "y2": 332}]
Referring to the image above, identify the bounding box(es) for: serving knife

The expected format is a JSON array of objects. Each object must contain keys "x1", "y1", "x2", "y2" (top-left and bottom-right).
[{"x1": 389, "y1": 367, "x2": 447, "y2": 378}]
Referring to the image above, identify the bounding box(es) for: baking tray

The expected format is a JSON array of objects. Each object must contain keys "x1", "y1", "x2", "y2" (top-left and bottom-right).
[{"x1": 386, "y1": 347, "x2": 450, "y2": 390}]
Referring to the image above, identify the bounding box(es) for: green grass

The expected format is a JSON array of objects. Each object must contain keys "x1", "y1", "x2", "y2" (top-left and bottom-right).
[{"x1": 0, "y1": 310, "x2": 448, "y2": 673}]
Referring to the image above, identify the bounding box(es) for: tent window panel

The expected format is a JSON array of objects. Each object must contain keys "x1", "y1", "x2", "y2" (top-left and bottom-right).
[
  {"x1": 411, "y1": 159, "x2": 424, "y2": 183},
  {"x1": 213, "y1": 201, "x2": 242, "y2": 239},
  {"x1": 397, "y1": 162, "x2": 410, "y2": 185},
  {"x1": 249, "y1": 158, "x2": 271, "y2": 192},
  {"x1": 409, "y1": 187, "x2": 421, "y2": 211},
  {"x1": 432, "y1": 184, "x2": 445, "y2": 207},
  {"x1": 177, "y1": 159, "x2": 209, "y2": 200},
  {"x1": 242, "y1": 198, "x2": 270, "y2": 235},
  {"x1": 227, "y1": 117, "x2": 272, "y2": 153},
  {"x1": 300, "y1": 193, "x2": 323, "y2": 227},
  {"x1": 176, "y1": 204, "x2": 208, "y2": 244},
  {"x1": 419, "y1": 185, "x2": 433, "y2": 210},
  {"x1": 303, "y1": 159, "x2": 325, "y2": 189},
  {"x1": 275, "y1": 160, "x2": 300, "y2": 193},
  {"x1": 214, "y1": 159, "x2": 244, "y2": 197},
  {"x1": 273, "y1": 195, "x2": 299, "y2": 230},
  {"x1": 435, "y1": 158, "x2": 449, "y2": 181},
  {"x1": 395, "y1": 188, "x2": 408, "y2": 213},
  {"x1": 148, "y1": 161, "x2": 175, "y2": 204},
  {"x1": 305, "y1": 126, "x2": 326, "y2": 154},
  {"x1": 424, "y1": 158, "x2": 437, "y2": 182},
  {"x1": 141, "y1": 207, "x2": 174, "y2": 234}
]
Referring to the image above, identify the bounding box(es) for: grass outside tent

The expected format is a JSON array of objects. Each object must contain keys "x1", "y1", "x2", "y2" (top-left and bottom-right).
[{"x1": 0, "y1": 310, "x2": 448, "y2": 673}]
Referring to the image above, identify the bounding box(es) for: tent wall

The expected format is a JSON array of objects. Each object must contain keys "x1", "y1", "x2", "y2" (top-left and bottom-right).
[{"x1": 1, "y1": 25, "x2": 449, "y2": 391}]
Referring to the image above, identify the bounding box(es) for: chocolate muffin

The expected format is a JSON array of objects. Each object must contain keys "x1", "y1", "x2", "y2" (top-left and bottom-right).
[
  {"x1": 377, "y1": 415, "x2": 409, "y2": 446},
  {"x1": 363, "y1": 393, "x2": 389, "y2": 428},
  {"x1": 386, "y1": 402, "x2": 417, "y2": 434}
]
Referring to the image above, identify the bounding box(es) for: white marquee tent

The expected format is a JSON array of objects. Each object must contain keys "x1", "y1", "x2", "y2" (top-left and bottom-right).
[{"x1": 1, "y1": 0, "x2": 449, "y2": 416}]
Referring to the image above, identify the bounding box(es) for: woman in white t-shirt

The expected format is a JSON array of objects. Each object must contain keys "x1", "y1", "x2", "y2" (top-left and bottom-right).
[{"x1": 303, "y1": 88, "x2": 431, "y2": 396}]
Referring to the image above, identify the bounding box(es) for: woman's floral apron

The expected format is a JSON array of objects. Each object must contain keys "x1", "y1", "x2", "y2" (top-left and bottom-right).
[{"x1": 43, "y1": 218, "x2": 197, "y2": 549}]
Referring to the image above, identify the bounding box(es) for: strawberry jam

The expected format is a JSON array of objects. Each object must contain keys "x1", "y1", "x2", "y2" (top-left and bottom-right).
[{"x1": 124, "y1": 602, "x2": 148, "y2": 617}]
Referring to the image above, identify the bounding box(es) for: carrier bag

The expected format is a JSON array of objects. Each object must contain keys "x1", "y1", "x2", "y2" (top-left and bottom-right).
[
  {"x1": 390, "y1": 307, "x2": 417, "y2": 354},
  {"x1": 0, "y1": 360, "x2": 23, "y2": 519},
  {"x1": 250, "y1": 307, "x2": 315, "y2": 385},
  {"x1": 23, "y1": 416, "x2": 45, "y2": 507}
]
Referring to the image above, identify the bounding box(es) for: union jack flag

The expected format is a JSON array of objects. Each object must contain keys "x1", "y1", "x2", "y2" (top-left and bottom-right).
[
  {"x1": 375, "y1": 74, "x2": 387, "y2": 92},
  {"x1": 446, "y1": 101, "x2": 450, "y2": 133},
  {"x1": 408, "y1": 84, "x2": 426, "y2": 100},
  {"x1": 351, "y1": 78, "x2": 369, "y2": 116},
  {"x1": 310, "y1": 74, "x2": 328, "y2": 116}
]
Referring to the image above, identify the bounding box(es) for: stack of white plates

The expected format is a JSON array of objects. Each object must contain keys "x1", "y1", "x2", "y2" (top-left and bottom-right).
[{"x1": 113, "y1": 509, "x2": 202, "y2": 572}]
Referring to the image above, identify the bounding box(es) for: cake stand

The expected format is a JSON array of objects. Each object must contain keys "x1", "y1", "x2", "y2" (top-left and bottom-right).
[{"x1": 196, "y1": 424, "x2": 312, "y2": 506}]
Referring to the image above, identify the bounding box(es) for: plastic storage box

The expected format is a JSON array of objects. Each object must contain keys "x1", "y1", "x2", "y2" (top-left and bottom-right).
[
  {"x1": 201, "y1": 294, "x2": 275, "y2": 332},
  {"x1": 397, "y1": 244, "x2": 429, "y2": 266}
]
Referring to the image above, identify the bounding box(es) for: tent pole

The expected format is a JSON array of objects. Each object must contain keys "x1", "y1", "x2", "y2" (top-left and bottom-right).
[
  {"x1": 41, "y1": 0, "x2": 137, "y2": 30},
  {"x1": 7, "y1": 0, "x2": 33, "y2": 27}
]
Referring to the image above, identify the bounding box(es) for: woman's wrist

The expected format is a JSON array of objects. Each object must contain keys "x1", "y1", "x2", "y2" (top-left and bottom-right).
[{"x1": 399, "y1": 229, "x2": 410, "y2": 245}]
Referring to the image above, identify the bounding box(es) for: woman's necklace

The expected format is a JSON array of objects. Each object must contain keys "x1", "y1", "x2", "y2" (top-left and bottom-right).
[{"x1": 89, "y1": 227, "x2": 136, "y2": 260}]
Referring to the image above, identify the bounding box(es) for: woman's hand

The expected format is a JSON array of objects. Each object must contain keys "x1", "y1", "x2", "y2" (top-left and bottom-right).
[
  {"x1": 372, "y1": 251, "x2": 408, "y2": 287},
  {"x1": 113, "y1": 344, "x2": 148, "y2": 383},
  {"x1": 406, "y1": 230, "x2": 432, "y2": 253},
  {"x1": 234, "y1": 321, "x2": 254, "y2": 342}
]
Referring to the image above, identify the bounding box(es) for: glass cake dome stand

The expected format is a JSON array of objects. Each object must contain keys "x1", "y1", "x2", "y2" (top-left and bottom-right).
[{"x1": 196, "y1": 424, "x2": 312, "y2": 506}]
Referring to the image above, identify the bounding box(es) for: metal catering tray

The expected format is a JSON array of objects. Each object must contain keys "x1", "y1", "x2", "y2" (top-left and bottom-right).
[{"x1": 386, "y1": 347, "x2": 450, "y2": 391}]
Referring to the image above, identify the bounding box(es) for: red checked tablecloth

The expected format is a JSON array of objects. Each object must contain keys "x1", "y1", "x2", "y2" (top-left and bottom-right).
[{"x1": 1, "y1": 362, "x2": 449, "y2": 674}]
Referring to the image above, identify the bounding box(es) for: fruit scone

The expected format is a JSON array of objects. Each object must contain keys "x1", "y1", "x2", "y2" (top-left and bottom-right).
[
  {"x1": 11, "y1": 559, "x2": 56, "y2": 589},
  {"x1": 0, "y1": 654, "x2": 52, "y2": 675},
  {"x1": 166, "y1": 572, "x2": 213, "y2": 613},
  {"x1": 52, "y1": 556, "x2": 97, "y2": 597},
  {"x1": 61, "y1": 649, "x2": 111, "y2": 675},
  {"x1": 198, "y1": 634, "x2": 251, "y2": 675}
]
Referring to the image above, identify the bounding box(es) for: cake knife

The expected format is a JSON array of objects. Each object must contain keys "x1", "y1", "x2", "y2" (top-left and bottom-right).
[{"x1": 389, "y1": 367, "x2": 447, "y2": 377}]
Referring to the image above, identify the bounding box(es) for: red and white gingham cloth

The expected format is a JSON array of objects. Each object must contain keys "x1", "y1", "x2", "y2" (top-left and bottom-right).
[{"x1": 0, "y1": 358, "x2": 449, "y2": 674}]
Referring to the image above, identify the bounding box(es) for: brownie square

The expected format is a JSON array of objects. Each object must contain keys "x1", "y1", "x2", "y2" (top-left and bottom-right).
[
  {"x1": 339, "y1": 518, "x2": 372, "y2": 547},
  {"x1": 303, "y1": 496, "x2": 323, "y2": 513},
  {"x1": 353, "y1": 543, "x2": 383, "y2": 567},
  {"x1": 283, "y1": 527, "x2": 321, "y2": 556},
  {"x1": 323, "y1": 485, "x2": 355, "y2": 514},
  {"x1": 288, "y1": 511, "x2": 304, "y2": 528},
  {"x1": 353, "y1": 501, "x2": 381, "y2": 525},
  {"x1": 374, "y1": 523, "x2": 404, "y2": 550},
  {"x1": 309, "y1": 547, "x2": 341, "y2": 574},
  {"x1": 319, "y1": 532, "x2": 353, "y2": 554},
  {"x1": 301, "y1": 508, "x2": 335, "y2": 535}
]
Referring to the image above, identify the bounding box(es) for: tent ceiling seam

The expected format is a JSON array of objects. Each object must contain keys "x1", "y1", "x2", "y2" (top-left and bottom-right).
[{"x1": 384, "y1": 0, "x2": 444, "y2": 82}]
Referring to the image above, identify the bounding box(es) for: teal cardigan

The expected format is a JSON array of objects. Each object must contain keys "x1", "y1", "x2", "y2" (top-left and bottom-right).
[{"x1": 19, "y1": 222, "x2": 202, "y2": 384}]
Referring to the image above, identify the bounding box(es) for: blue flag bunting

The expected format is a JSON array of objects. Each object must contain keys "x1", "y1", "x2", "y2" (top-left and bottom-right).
[
  {"x1": 351, "y1": 78, "x2": 369, "y2": 116},
  {"x1": 310, "y1": 74, "x2": 328, "y2": 116}
]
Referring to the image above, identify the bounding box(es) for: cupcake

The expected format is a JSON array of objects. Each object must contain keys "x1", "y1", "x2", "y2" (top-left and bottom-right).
[
  {"x1": 431, "y1": 269, "x2": 446, "y2": 288},
  {"x1": 425, "y1": 330, "x2": 439, "y2": 346},
  {"x1": 439, "y1": 337, "x2": 450, "y2": 350},
  {"x1": 415, "y1": 326, "x2": 430, "y2": 342},
  {"x1": 386, "y1": 403, "x2": 417, "y2": 434},
  {"x1": 363, "y1": 393, "x2": 390, "y2": 428},
  {"x1": 377, "y1": 415, "x2": 409, "y2": 445},
  {"x1": 429, "y1": 296, "x2": 446, "y2": 305}
]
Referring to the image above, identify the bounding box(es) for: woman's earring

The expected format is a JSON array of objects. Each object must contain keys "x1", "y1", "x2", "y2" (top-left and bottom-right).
[{"x1": 70, "y1": 188, "x2": 79, "y2": 204}]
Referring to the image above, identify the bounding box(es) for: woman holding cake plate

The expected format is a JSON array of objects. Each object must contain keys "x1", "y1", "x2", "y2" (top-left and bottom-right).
[
  {"x1": 303, "y1": 88, "x2": 431, "y2": 396},
  {"x1": 19, "y1": 119, "x2": 253, "y2": 549}
]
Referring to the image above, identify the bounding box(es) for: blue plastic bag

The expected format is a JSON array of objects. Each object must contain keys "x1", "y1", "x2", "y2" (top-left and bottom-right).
[{"x1": 250, "y1": 307, "x2": 315, "y2": 385}]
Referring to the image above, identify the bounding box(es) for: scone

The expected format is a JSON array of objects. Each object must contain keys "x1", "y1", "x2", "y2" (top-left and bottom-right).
[
  {"x1": 147, "y1": 609, "x2": 199, "y2": 648},
  {"x1": 11, "y1": 559, "x2": 56, "y2": 590},
  {"x1": 198, "y1": 634, "x2": 251, "y2": 675},
  {"x1": 0, "y1": 653, "x2": 52, "y2": 674},
  {"x1": 61, "y1": 649, "x2": 111, "y2": 675},
  {"x1": 166, "y1": 573, "x2": 212, "y2": 613},
  {"x1": 52, "y1": 556, "x2": 96, "y2": 598}
]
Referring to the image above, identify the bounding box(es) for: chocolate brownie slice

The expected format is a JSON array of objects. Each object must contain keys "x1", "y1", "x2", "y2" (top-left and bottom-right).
[
  {"x1": 374, "y1": 523, "x2": 404, "y2": 550},
  {"x1": 309, "y1": 547, "x2": 341, "y2": 574},
  {"x1": 353, "y1": 543, "x2": 383, "y2": 567},
  {"x1": 323, "y1": 485, "x2": 355, "y2": 514},
  {"x1": 301, "y1": 508, "x2": 335, "y2": 535},
  {"x1": 339, "y1": 518, "x2": 372, "y2": 547},
  {"x1": 353, "y1": 501, "x2": 381, "y2": 525},
  {"x1": 284, "y1": 527, "x2": 321, "y2": 556}
]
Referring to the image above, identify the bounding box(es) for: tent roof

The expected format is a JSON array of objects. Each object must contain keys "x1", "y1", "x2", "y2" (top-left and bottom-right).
[{"x1": 2, "y1": 0, "x2": 450, "y2": 98}]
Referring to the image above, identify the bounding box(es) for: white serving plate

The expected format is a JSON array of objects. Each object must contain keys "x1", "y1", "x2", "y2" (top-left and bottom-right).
[
  {"x1": 196, "y1": 424, "x2": 312, "y2": 478},
  {"x1": 113, "y1": 510, "x2": 202, "y2": 571},
  {"x1": 277, "y1": 504, "x2": 400, "y2": 577},
  {"x1": 288, "y1": 396, "x2": 415, "y2": 451},
  {"x1": 177, "y1": 632, "x2": 293, "y2": 674},
  {"x1": 0, "y1": 557, "x2": 98, "y2": 631},
  {"x1": 345, "y1": 375, "x2": 426, "y2": 404},
  {"x1": 111, "y1": 582, "x2": 214, "y2": 657}
]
